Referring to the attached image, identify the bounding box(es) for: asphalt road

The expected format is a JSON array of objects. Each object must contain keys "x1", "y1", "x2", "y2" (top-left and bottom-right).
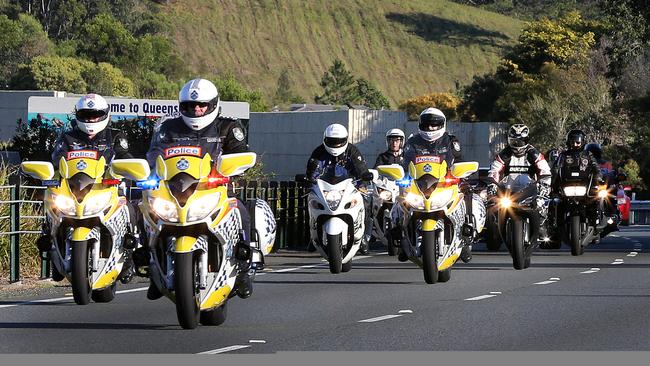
[{"x1": 1, "y1": 226, "x2": 649, "y2": 353}]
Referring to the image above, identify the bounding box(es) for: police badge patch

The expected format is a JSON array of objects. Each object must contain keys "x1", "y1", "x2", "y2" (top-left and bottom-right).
[
  {"x1": 453, "y1": 141, "x2": 461, "y2": 151},
  {"x1": 119, "y1": 138, "x2": 128, "y2": 149},
  {"x1": 76, "y1": 160, "x2": 87, "y2": 171},
  {"x1": 233, "y1": 127, "x2": 245, "y2": 141},
  {"x1": 423, "y1": 164, "x2": 432, "y2": 173},
  {"x1": 176, "y1": 158, "x2": 190, "y2": 171}
]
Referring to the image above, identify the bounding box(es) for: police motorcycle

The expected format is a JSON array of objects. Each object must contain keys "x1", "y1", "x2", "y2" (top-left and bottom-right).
[
  {"x1": 22, "y1": 152, "x2": 136, "y2": 305},
  {"x1": 298, "y1": 166, "x2": 373, "y2": 274},
  {"x1": 111, "y1": 149, "x2": 274, "y2": 329},
  {"x1": 378, "y1": 157, "x2": 484, "y2": 284},
  {"x1": 550, "y1": 160, "x2": 609, "y2": 256},
  {"x1": 368, "y1": 169, "x2": 400, "y2": 256},
  {"x1": 492, "y1": 174, "x2": 545, "y2": 269}
]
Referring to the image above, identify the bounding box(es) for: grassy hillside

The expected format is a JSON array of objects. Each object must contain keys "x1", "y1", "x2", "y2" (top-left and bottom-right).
[{"x1": 164, "y1": 0, "x2": 523, "y2": 106}]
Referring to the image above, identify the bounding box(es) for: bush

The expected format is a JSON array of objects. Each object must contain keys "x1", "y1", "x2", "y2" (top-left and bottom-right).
[{"x1": 398, "y1": 92, "x2": 461, "y2": 121}]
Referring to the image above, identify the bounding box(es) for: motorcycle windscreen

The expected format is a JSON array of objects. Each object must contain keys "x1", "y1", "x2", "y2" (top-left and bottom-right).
[
  {"x1": 67, "y1": 172, "x2": 96, "y2": 202},
  {"x1": 501, "y1": 174, "x2": 535, "y2": 192},
  {"x1": 59, "y1": 155, "x2": 106, "y2": 180},
  {"x1": 410, "y1": 157, "x2": 448, "y2": 180},
  {"x1": 315, "y1": 162, "x2": 353, "y2": 185}
]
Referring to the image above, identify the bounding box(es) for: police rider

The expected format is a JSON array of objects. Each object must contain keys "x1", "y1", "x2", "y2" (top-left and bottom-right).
[
  {"x1": 374, "y1": 128, "x2": 405, "y2": 168},
  {"x1": 46, "y1": 94, "x2": 138, "y2": 283},
  {"x1": 487, "y1": 124, "x2": 552, "y2": 239},
  {"x1": 145, "y1": 78, "x2": 254, "y2": 300},
  {"x1": 305, "y1": 123, "x2": 373, "y2": 254},
  {"x1": 400, "y1": 107, "x2": 475, "y2": 263}
]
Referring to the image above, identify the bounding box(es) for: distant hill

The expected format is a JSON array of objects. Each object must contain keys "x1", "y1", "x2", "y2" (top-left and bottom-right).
[{"x1": 163, "y1": 0, "x2": 523, "y2": 106}]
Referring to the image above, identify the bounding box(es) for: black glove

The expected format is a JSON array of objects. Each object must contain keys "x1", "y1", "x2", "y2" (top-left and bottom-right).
[{"x1": 487, "y1": 183, "x2": 498, "y2": 197}]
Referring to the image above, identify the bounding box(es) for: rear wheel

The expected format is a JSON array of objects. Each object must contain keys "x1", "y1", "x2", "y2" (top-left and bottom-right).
[
  {"x1": 422, "y1": 230, "x2": 439, "y2": 284},
  {"x1": 570, "y1": 215, "x2": 584, "y2": 256},
  {"x1": 510, "y1": 217, "x2": 526, "y2": 270},
  {"x1": 71, "y1": 241, "x2": 91, "y2": 305},
  {"x1": 327, "y1": 234, "x2": 342, "y2": 274},
  {"x1": 174, "y1": 252, "x2": 200, "y2": 329},
  {"x1": 200, "y1": 302, "x2": 228, "y2": 326},
  {"x1": 91, "y1": 282, "x2": 116, "y2": 303}
]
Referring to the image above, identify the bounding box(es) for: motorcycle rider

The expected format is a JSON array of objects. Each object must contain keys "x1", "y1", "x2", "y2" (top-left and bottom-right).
[
  {"x1": 44, "y1": 93, "x2": 138, "y2": 283},
  {"x1": 145, "y1": 78, "x2": 254, "y2": 300},
  {"x1": 305, "y1": 123, "x2": 373, "y2": 254},
  {"x1": 399, "y1": 107, "x2": 475, "y2": 263},
  {"x1": 374, "y1": 128, "x2": 405, "y2": 168},
  {"x1": 487, "y1": 124, "x2": 552, "y2": 240},
  {"x1": 584, "y1": 142, "x2": 619, "y2": 235}
]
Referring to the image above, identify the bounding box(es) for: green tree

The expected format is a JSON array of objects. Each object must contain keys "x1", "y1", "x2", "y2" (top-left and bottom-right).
[
  {"x1": 11, "y1": 55, "x2": 89, "y2": 93},
  {"x1": 274, "y1": 68, "x2": 293, "y2": 104},
  {"x1": 354, "y1": 78, "x2": 390, "y2": 109},
  {"x1": 77, "y1": 13, "x2": 138, "y2": 70},
  {"x1": 0, "y1": 14, "x2": 52, "y2": 86},
  {"x1": 314, "y1": 59, "x2": 357, "y2": 105},
  {"x1": 82, "y1": 62, "x2": 135, "y2": 96},
  {"x1": 213, "y1": 74, "x2": 269, "y2": 112},
  {"x1": 399, "y1": 92, "x2": 460, "y2": 121}
]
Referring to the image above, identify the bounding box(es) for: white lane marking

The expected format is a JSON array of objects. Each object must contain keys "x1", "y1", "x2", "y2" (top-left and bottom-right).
[
  {"x1": 549, "y1": 277, "x2": 560, "y2": 281},
  {"x1": 197, "y1": 345, "x2": 251, "y2": 354},
  {"x1": 580, "y1": 268, "x2": 600, "y2": 274},
  {"x1": 248, "y1": 340, "x2": 266, "y2": 344},
  {"x1": 627, "y1": 252, "x2": 638, "y2": 257},
  {"x1": 358, "y1": 314, "x2": 403, "y2": 323},
  {"x1": 0, "y1": 286, "x2": 149, "y2": 310},
  {"x1": 464, "y1": 294, "x2": 497, "y2": 301},
  {"x1": 398, "y1": 309, "x2": 413, "y2": 314},
  {"x1": 267, "y1": 253, "x2": 378, "y2": 273},
  {"x1": 490, "y1": 291, "x2": 502, "y2": 294},
  {"x1": 534, "y1": 280, "x2": 557, "y2": 285},
  {"x1": 611, "y1": 259, "x2": 624, "y2": 265}
]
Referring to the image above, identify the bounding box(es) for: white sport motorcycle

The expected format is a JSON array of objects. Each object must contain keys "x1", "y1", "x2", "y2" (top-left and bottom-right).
[
  {"x1": 369, "y1": 169, "x2": 400, "y2": 256},
  {"x1": 304, "y1": 172, "x2": 367, "y2": 274}
]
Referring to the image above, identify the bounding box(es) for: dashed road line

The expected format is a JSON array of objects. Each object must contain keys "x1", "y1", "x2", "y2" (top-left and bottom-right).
[
  {"x1": 197, "y1": 345, "x2": 251, "y2": 354},
  {"x1": 627, "y1": 251, "x2": 638, "y2": 257},
  {"x1": 358, "y1": 314, "x2": 403, "y2": 323},
  {"x1": 398, "y1": 309, "x2": 413, "y2": 314},
  {"x1": 581, "y1": 268, "x2": 600, "y2": 274},
  {"x1": 490, "y1": 291, "x2": 502, "y2": 294},
  {"x1": 248, "y1": 340, "x2": 266, "y2": 344},
  {"x1": 534, "y1": 280, "x2": 557, "y2": 285},
  {"x1": 611, "y1": 259, "x2": 624, "y2": 265},
  {"x1": 465, "y1": 294, "x2": 497, "y2": 301}
]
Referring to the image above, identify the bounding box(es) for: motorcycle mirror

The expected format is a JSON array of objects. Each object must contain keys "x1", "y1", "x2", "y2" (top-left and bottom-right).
[
  {"x1": 21, "y1": 161, "x2": 55, "y2": 181},
  {"x1": 110, "y1": 159, "x2": 151, "y2": 181},
  {"x1": 377, "y1": 164, "x2": 405, "y2": 180},
  {"x1": 367, "y1": 169, "x2": 379, "y2": 181}
]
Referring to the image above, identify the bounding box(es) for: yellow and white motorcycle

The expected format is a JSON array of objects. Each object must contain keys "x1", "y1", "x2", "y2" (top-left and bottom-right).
[
  {"x1": 378, "y1": 158, "x2": 484, "y2": 284},
  {"x1": 22, "y1": 152, "x2": 134, "y2": 305},
  {"x1": 112, "y1": 150, "x2": 272, "y2": 329}
]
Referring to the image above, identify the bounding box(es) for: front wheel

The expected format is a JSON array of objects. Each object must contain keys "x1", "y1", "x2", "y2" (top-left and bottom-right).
[
  {"x1": 327, "y1": 234, "x2": 342, "y2": 274},
  {"x1": 200, "y1": 302, "x2": 227, "y2": 326},
  {"x1": 570, "y1": 215, "x2": 584, "y2": 256},
  {"x1": 71, "y1": 241, "x2": 91, "y2": 305},
  {"x1": 509, "y1": 217, "x2": 526, "y2": 270},
  {"x1": 422, "y1": 230, "x2": 439, "y2": 284},
  {"x1": 174, "y1": 252, "x2": 200, "y2": 329},
  {"x1": 486, "y1": 215, "x2": 502, "y2": 251},
  {"x1": 91, "y1": 282, "x2": 116, "y2": 303}
]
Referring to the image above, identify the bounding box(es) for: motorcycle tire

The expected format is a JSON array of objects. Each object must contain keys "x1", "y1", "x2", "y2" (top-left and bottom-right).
[
  {"x1": 510, "y1": 217, "x2": 526, "y2": 270},
  {"x1": 174, "y1": 252, "x2": 200, "y2": 329},
  {"x1": 422, "y1": 230, "x2": 439, "y2": 284},
  {"x1": 438, "y1": 268, "x2": 451, "y2": 283},
  {"x1": 200, "y1": 302, "x2": 228, "y2": 326},
  {"x1": 327, "y1": 234, "x2": 342, "y2": 274},
  {"x1": 486, "y1": 216, "x2": 502, "y2": 252},
  {"x1": 570, "y1": 215, "x2": 584, "y2": 256},
  {"x1": 386, "y1": 231, "x2": 397, "y2": 257},
  {"x1": 341, "y1": 260, "x2": 352, "y2": 273},
  {"x1": 91, "y1": 282, "x2": 117, "y2": 303},
  {"x1": 71, "y1": 240, "x2": 92, "y2": 305}
]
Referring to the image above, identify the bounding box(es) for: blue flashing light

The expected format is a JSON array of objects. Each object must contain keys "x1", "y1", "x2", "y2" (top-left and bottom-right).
[
  {"x1": 396, "y1": 177, "x2": 412, "y2": 187},
  {"x1": 136, "y1": 178, "x2": 160, "y2": 190}
]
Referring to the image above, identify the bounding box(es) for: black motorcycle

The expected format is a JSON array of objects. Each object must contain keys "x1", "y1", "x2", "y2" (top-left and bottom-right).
[
  {"x1": 493, "y1": 175, "x2": 543, "y2": 270},
  {"x1": 551, "y1": 170, "x2": 608, "y2": 256}
]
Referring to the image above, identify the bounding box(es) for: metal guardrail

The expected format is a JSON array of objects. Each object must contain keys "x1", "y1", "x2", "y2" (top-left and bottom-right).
[
  {"x1": 2, "y1": 176, "x2": 310, "y2": 282},
  {"x1": 629, "y1": 200, "x2": 650, "y2": 225}
]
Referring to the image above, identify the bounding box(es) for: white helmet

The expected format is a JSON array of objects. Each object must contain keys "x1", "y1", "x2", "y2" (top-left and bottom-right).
[
  {"x1": 323, "y1": 123, "x2": 348, "y2": 157},
  {"x1": 75, "y1": 94, "x2": 110, "y2": 135},
  {"x1": 385, "y1": 128, "x2": 405, "y2": 149},
  {"x1": 418, "y1": 107, "x2": 446, "y2": 142},
  {"x1": 178, "y1": 78, "x2": 220, "y2": 131}
]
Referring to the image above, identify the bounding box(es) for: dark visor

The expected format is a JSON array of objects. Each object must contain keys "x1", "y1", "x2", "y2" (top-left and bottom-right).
[
  {"x1": 76, "y1": 109, "x2": 108, "y2": 122},
  {"x1": 180, "y1": 98, "x2": 217, "y2": 118},
  {"x1": 508, "y1": 137, "x2": 527, "y2": 148},
  {"x1": 324, "y1": 137, "x2": 347, "y2": 148},
  {"x1": 419, "y1": 114, "x2": 445, "y2": 130}
]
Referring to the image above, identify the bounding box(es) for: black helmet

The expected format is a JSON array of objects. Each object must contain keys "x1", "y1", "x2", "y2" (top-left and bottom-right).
[
  {"x1": 566, "y1": 129, "x2": 586, "y2": 151},
  {"x1": 507, "y1": 124, "x2": 530, "y2": 156},
  {"x1": 584, "y1": 143, "x2": 603, "y2": 161}
]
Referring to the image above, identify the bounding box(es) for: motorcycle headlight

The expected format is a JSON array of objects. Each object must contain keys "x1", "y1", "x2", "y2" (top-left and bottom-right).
[
  {"x1": 324, "y1": 190, "x2": 343, "y2": 210},
  {"x1": 405, "y1": 192, "x2": 425, "y2": 210},
  {"x1": 563, "y1": 186, "x2": 587, "y2": 197},
  {"x1": 187, "y1": 192, "x2": 221, "y2": 222},
  {"x1": 379, "y1": 189, "x2": 392, "y2": 201},
  {"x1": 429, "y1": 189, "x2": 454, "y2": 210},
  {"x1": 499, "y1": 197, "x2": 513, "y2": 209},
  {"x1": 149, "y1": 196, "x2": 179, "y2": 222},
  {"x1": 597, "y1": 189, "x2": 609, "y2": 199},
  {"x1": 83, "y1": 191, "x2": 113, "y2": 216},
  {"x1": 52, "y1": 193, "x2": 76, "y2": 215}
]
